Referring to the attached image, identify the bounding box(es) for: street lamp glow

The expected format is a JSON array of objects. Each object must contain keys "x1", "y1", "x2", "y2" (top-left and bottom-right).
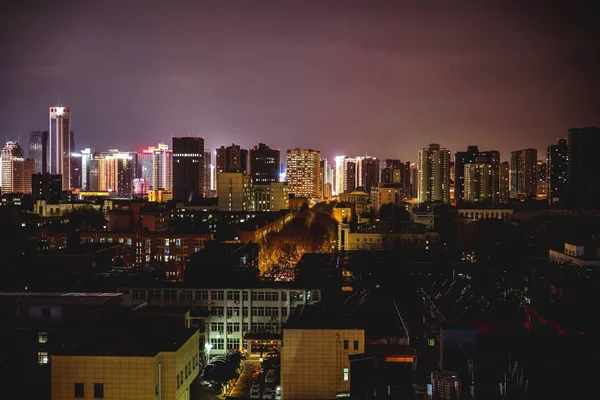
[{"x1": 204, "y1": 343, "x2": 213, "y2": 351}]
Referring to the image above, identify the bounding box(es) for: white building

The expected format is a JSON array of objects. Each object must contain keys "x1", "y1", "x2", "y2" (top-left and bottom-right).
[
  {"x1": 119, "y1": 286, "x2": 322, "y2": 355},
  {"x1": 49, "y1": 106, "x2": 72, "y2": 191}
]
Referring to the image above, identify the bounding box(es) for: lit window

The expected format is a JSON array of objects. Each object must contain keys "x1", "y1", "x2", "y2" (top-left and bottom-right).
[
  {"x1": 343, "y1": 367, "x2": 349, "y2": 381},
  {"x1": 38, "y1": 351, "x2": 48, "y2": 364},
  {"x1": 38, "y1": 331, "x2": 48, "y2": 344}
]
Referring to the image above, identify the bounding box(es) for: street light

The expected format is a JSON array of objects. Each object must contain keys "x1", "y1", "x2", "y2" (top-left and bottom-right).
[{"x1": 204, "y1": 342, "x2": 213, "y2": 360}]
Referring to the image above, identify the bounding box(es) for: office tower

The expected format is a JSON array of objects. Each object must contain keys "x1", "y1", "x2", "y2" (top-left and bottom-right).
[
  {"x1": 0, "y1": 141, "x2": 34, "y2": 194},
  {"x1": 80, "y1": 148, "x2": 93, "y2": 191},
  {"x1": 172, "y1": 136, "x2": 204, "y2": 202},
  {"x1": 250, "y1": 143, "x2": 280, "y2": 184},
  {"x1": 138, "y1": 147, "x2": 154, "y2": 184},
  {"x1": 28, "y1": 130, "x2": 49, "y2": 174},
  {"x1": 216, "y1": 143, "x2": 249, "y2": 174},
  {"x1": 88, "y1": 151, "x2": 135, "y2": 196},
  {"x1": 286, "y1": 148, "x2": 321, "y2": 199},
  {"x1": 455, "y1": 146, "x2": 500, "y2": 204},
  {"x1": 70, "y1": 152, "x2": 83, "y2": 189},
  {"x1": 536, "y1": 160, "x2": 547, "y2": 196},
  {"x1": 417, "y1": 143, "x2": 451, "y2": 204},
  {"x1": 547, "y1": 138, "x2": 568, "y2": 205},
  {"x1": 499, "y1": 161, "x2": 510, "y2": 202},
  {"x1": 217, "y1": 172, "x2": 253, "y2": 211},
  {"x1": 203, "y1": 150, "x2": 212, "y2": 197},
  {"x1": 568, "y1": 127, "x2": 600, "y2": 209},
  {"x1": 32, "y1": 173, "x2": 62, "y2": 203},
  {"x1": 152, "y1": 143, "x2": 173, "y2": 191},
  {"x1": 380, "y1": 159, "x2": 401, "y2": 183},
  {"x1": 49, "y1": 106, "x2": 72, "y2": 190},
  {"x1": 510, "y1": 149, "x2": 537, "y2": 198}
]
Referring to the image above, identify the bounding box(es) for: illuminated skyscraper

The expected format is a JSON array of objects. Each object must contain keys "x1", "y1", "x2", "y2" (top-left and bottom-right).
[
  {"x1": 203, "y1": 149, "x2": 212, "y2": 197},
  {"x1": 547, "y1": 138, "x2": 568, "y2": 205},
  {"x1": 334, "y1": 156, "x2": 357, "y2": 195},
  {"x1": 28, "y1": 130, "x2": 48, "y2": 174},
  {"x1": 173, "y1": 136, "x2": 204, "y2": 202},
  {"x1": 88, "y1": 150, "x2": 135, "y2": 197},
  {"x1": 455, "y1": 146, "x2": 500, "y2": 204},
  {"x1": 510, "y1": 148, "x2": 537, "y2": 198},
  {"x1": 152, "y1": 143, "x2": 173, "y2": 191},
  {"x1": 49, "y1": 106, "x2": 72, "y2": 190},
  {"x1": 417, "y1": 143, "x2": 451, "y2": 204},
  {"x1": 286, "y1": 148, "x2": 321, "y2": 200},
  {"x1": 0, "y1": 141, "x2": 34, "y2": 194}
]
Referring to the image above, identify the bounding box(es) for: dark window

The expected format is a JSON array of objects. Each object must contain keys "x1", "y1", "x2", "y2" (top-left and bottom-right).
[
  {"x1": 42, "y1": 308, "x2": 50, "y2": 318},
  {"x1": 343, "y1": 340, "x2": 349, "y2": 350},
  {"x1": 20, "y1": 307, "x2": 29, "y2": 318},
  {"x1": 94, "y1": 383, "x2": 104, "y2": 398},
  {"x1": 74, "y1": 383, "x2": 84, "y2": 398},
  {"x1": 353, "y1": 340, "x2": 359, "y2": 350}
]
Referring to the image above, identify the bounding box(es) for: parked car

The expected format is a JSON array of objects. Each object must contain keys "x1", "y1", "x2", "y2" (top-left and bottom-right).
[
  {"x1": 249, "y1": 387, "x2": 261, "y2": 399},
  {"x1": 263, "y1": 388, "x2": 274, "y2": 400},
  {"x1": 265, "y1": 369, "x2": 276, "y2": 383}
]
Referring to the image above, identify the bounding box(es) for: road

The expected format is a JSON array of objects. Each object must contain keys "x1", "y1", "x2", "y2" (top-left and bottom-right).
[{"x1": 227, "y1": 357, "x2": 261, "y2": 399}]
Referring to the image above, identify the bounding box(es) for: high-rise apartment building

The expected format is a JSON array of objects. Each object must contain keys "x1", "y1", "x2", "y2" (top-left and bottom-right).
[
  {"x1": 203, "y1": 150, "x2": 212, "y2": 197},
  {"x1": 417, "y1": 143, "x2": 451, "y2": 204},
  {"x1": 499, "y1": 161, "x2": 510, "y2": 202},
  {"x1": 334, "y1": 156, "x2": 358, "y2": 195},
  {"x1": 547, "y1": 138, "x2": 568, "y2": 205},
  {"x1": 455, "y1": 146, "x2": 500, "y2": 204},
  {"x1": 49, "y1": 106, "x2": 72, "y2": 191},
  {"x1": 250, "y1": 143, "x2": 280, "y2": 184},
  {"x1": 356, "y1": 156, "x2": 379, "y2": 192},
  {"x1": 319, "y1": 159, "x2": 333, "y2": 200},
  {"x1": 28, "y1": 130, "x2": 49, "y2": 174},
  {"x1": 0, "y1": 141, "x2": 34, "y2": 194},
  {"x1": 32, "y1": 173, "x2": 62, "y2": 203},
  {"x1": 286, "y1": 148, "x2": 321, "y2": 200},
  {"x1": 463, "y1": 162, "x2": 493, "y2": 203},
  {"x1": 510, "y1": 149, "x2": 537, "y2": 198},
  {"x1": 216, "y1": 144, "x2": 249, "y2": 174},
  {"x1": 217, "y1": 172, "x2": 253, "y2": 211},
  {"x1": 172, "y1": 136, "x2": 204, "y2": 203},
  {"x1": 70, "y1": 152, "x2": 82, "y2": 189},
  {"x1": 152, "y1": 143, "x2": 173, "y2": 191},
  {"x1": 568, "y1": 127, "x2": 600, "y2": 209},
  {"x1": 536, "y1": 160, "x2": 547, "y2": 196},
  {"x1": 380, "y1": 159, "x2": 401, "y2": 184},
  {"x1": 80, "y1": 148, "x2": 93, "y2": 191},
  {"x1": 254, "y1": 182, "x2": 290, "y2": 211}
]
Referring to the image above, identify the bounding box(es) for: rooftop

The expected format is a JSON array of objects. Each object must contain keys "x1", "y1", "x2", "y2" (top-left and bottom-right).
[{"x1": 0, "y1": 292, "x2": 122, "y2": 307}]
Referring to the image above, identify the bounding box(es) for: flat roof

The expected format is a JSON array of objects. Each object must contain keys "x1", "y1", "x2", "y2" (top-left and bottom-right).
[{"x1": 0, "y1": 292, "x2": 122, "y2": 307}]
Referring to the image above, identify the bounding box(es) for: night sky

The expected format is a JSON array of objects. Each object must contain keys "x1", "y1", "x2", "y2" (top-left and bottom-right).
[{"x1": 1, "y1": 1, "x2": 598, "y2": 162}]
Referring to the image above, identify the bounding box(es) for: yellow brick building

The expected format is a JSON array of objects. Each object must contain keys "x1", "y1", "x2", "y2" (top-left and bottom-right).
[
  {"x1": 51, "y1": 330, "x2": 200, "y2": 400},
  {"x1": 281, "y1": 328, "x2": 365, "y2": 399}
]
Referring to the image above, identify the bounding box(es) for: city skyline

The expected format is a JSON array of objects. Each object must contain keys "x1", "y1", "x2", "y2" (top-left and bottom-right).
[{"x1": 1, "y1": 1, "x2": 599, "y2": 162}]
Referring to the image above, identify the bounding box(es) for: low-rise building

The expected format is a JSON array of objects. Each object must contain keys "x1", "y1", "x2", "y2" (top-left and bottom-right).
[
  {"x1": 337, "y1": 222, "x2": 438, "y2": 252},
  {"x1": 333, "y1": 203, "x2": 353, "y2": 223},
  {"x1": 457, "y1": 207, "x2": 513, "y2": 221},
  {"x1": 118, "y1": 285, "x2": 322, "y2": 356},
  {"x1": 549, "y1": 242, "x2": 600, "y2": 267},
  {"x1": 370, "y1": 183, "x2": 402, "y2": 212},
  {"x1": 410, "y1": 210, "x2": 435, "y2": 230}
]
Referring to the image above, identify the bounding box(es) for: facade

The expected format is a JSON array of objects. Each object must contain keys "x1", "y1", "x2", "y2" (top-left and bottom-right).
[
  {"x1": 547, "y1": 138, "x2": 568, "y2": 205},
  {"x1": 337, "y1": 223, "x2": 438, "y2": 252},
  {"x1": 217, "y1": 172, "x2": 253, "y2": 211},
  {"x1": 567, "y1": 127, "x2": 600, "y2": 209},
  {"x1": 28, "y1": 130, "x2": 49, "y2": 174},
  {"x1": 70, "y1": 152, "x2": 82, "y2": 189},
  {"x1": 370, "y1": 183, "x2": 401, "y2": 212},
  {"x1": 32, "y1": 173, "x2": 62, "y2": 203},
  {"x1": 499, "y1": 161, "x2": 510, "y2": 202},
  {"x1": 254, "y1": 182, "x2": 290, "y2": 211},
  {"x1": 216, "y1": 143, "x2": 249, "y2": 174},
  {"x1": 1, "y1": 141, "x2": 34, "y2": 194},
  {"x1": 510, "y1": 148, "x2": 537, "y2": 198},
  {"x1": 417, "y1": 143, "x2": 451, "y2": 204},
  {"x1": 153, "y1": 143, "x2": 173, "y2": 191},
  {"x1": 138, "y1": 147, "x2": 154, "y2": 185},
  {"x1": 358, "y1": 156, "x2": 380, "y2": 193},
  {"x1": 250, "y1": 143, "x2": 280, "y2": 184},
  {"x1": 172, "y1": 136, "x2": 204, "y2": 202},
  {"x1": 148, "y1": 189, "x2": 173, "y2": 203},
  {"x1": 51, "y1": 330, "x2": 200, "y2": 400},
  {"x1": 333, "y1": 205, "x2": 352, "y2": 223},
  {"x1": 548, "y1": 242, "x2": 600, "y2": 267},
  {"x1": 286, "y1": 148, "x2": 321, "y2": 200},
  {"x1": 457, "y1": 208, "x2": 513, "y2": 221},
  {"x1": 119, "y1": 286, "x2": 322, "y2": 356},
  {"x1": 410, "y1": 211, "x2": 435, "y2": 230},
  {"x1": 49, "y1": 106, "x2": 71, "y2": 191},
  {"x1": 335, "y1": 156, "x2": 358, "y2": 195},
  {"x1": 203, "y1": 149, "x2": 212, "y2": 197},
  {"x1": 338, "y1": 190, "x2": 370, "y2": 216},
  {"x1": 88, "y1": 151, "x2": 135, "y2": 197},
  {"x1": 454, "y1": 146, "x2": 500, "y2": 204},
  {"x1": 536, "y1": 160, "x2": 547, "y2": 197}
]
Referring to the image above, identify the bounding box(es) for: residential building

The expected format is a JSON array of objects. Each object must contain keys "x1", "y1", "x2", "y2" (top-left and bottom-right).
[
  {"x1": 548, "y1": 242, "x2": 600, "y2": 267},
  {"x1": 457, "y1": 208, "x2": 513, "y2": 222},
  {"x1": 250, "y1": 143, "x2": 280, "y2": 184},
  {"x1": 567, "y1": 127, "x2": 600, "y2": 209},
  {"x1": 333, "y1": 203, "x2": 353, "y2": 223},
  {"x1": 357, "y1": 156, "x2": 380, "y2": 193},
  {"x1": 463, "y1": 162, "x2": 493, "y2": 203},
  {"x1": 339, "y1": 189, "x2": 370, "y2": 216},
  {"x1": 370, "y1": 183, "x2": 402, "y2": 212},
  {"x1": 153, "y1": 143, "x2": 173, "y2": 191},
  {"x1": 203, "y1": 149, "x2": 212, "y2": 197},
  {"x1": 536, "y1": 160, "x2": 547, "y2": 197},
  {"x1": 335, "y1": 156, "x2": 358, "y2": 195},
  {"x1": 70, "y1": 152, "x2": 82, "y2": 189},
  {"x1": 216, "y1": 143, "x2": 248, "y2": 174},
  {"x1": 455, "y1": 146, "x2": 500, "y2": 204},
  {"x1": 286, "y1": 148, "x2": 321, "y2": 200},
  {"x1": 337, "y1": 221, "x2": 438, "y2": 252},
  {"x1": 148, "y1": 189, "x2": 173, "y2": 203},
  {"x1": 499, "y1": 161, "x2": 510, "y2": 202},
  {"x1": 417, "y1": 143, "x2": 451, "y2": 204},
  {"x1": 49, "y1": 106, "x2": 72, "y2": 191},
  {"x1": 173, "y1": 136, "x2": 204, "y2": 202},
  {"x1": 254, "y1": 182, "x2": 289, "y2": 211},
  {"x1": 217, "y1": 172, "x2": 253, "y2": 211},
  {"x1": 380, "y1": 159, "x2": 401, "y2": 183},
  {"x1": 1, "y1": 141, "x2": 34, "y2": 194},
  {"x1": 510, "y1": 148, "x2": 537, "y2": 198},
  {"x1": 547, "y1": 138, "x2": 568, "y2": 205}
]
